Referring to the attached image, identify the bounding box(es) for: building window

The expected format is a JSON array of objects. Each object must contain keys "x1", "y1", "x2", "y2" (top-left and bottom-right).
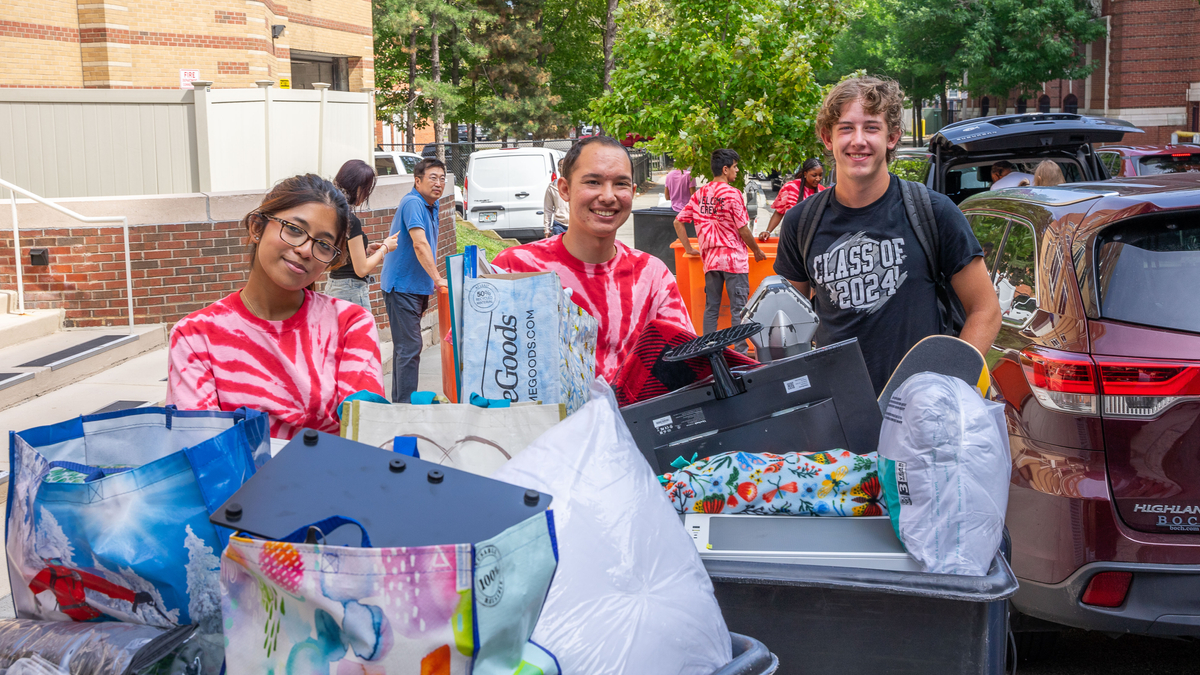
[
  {"x1": 981, "y1": 96, "x2": 990, "y2": 117},
  {"x1": 290, "y1": 51, "x2": 350, "y2": 91},
  {"x1": 1038, "y1": 94, "x2": 1051, "y2": 113},
  {"x1": 1016, "y1": 98, "x2": 1027, "y2": 114},
  {"x1": 1063, "y1": 94, "x2": 1078, "y2": 114}
]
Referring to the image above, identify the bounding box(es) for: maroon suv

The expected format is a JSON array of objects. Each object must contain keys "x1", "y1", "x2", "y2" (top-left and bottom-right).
[
  {"x1": 1096, "y1": 143, "x2": 1200, "y2": 178},
  {"x1": 957, "y1": 175, "x2": 1200, "y2": 655}
]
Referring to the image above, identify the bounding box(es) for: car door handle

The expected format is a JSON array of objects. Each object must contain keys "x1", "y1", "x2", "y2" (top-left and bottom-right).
[{"x1": 515, "y1": 192, "x2": 530, "y2": 198}]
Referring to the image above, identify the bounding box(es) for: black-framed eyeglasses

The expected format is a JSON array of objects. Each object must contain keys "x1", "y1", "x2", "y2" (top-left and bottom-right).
[{"x1": 257, "y1": 213, "x2": 341, "y2": 264}]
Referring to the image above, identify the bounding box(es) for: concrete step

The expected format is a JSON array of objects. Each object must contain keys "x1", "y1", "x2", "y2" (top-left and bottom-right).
[
  {"x1": 0, "y1": 323, "x2": 167, "y2": 410},
  {"x1": 0, "y1": 308, "x2": 63, "y2": 351}
]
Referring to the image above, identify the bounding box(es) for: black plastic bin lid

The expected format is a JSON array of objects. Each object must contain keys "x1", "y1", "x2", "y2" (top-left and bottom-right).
[{"x1": 209, "y1": 430, "x2": 552, "y2": 548}]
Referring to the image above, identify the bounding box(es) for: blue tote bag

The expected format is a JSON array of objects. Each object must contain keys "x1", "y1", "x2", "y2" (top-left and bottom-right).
[{"x1": 5, "y1": 406, "x2": 269, "y2": 637}]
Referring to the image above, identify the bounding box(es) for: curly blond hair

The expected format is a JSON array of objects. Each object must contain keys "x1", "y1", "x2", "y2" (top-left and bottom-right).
[{"x1": 816, "y1": 76, "x2": 906, "y2": 163}]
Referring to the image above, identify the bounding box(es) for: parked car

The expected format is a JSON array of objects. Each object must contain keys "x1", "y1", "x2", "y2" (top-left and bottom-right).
[
  {"x1": 956, "y1": 175, "x2": 1200, "y2": 657},
  {"x1": 1095, "y1": 143, "x2": 1200, "y2": 178},
  {"x1": 885, "y1": 113, "x2": 1144, "y2": 203},
  {"x1": 463, "y1": 147, "x2": 564, "y2": 242},
  {"x1": 375, "y1": 150, "x2": 465, "y2": 218}
]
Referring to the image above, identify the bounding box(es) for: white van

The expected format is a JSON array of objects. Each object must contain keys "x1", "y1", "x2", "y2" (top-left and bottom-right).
[{"x1": 464, "y1": 147, "x2": 563, "y2": 242}]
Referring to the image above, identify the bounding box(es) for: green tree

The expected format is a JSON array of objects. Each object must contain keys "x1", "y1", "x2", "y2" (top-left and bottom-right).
[
  {"x1": 543, "y1": 0, "x2": 606, "y2": 127},
  {"x1": 958, "y1": 0, "x2": 1106, "y2": 110},
  {"x1": 592, "y1": 0, "x2": 846, "y2": 176},
  {"x1": 472, "y1": 0, "x2": 565, "y2": 140}
]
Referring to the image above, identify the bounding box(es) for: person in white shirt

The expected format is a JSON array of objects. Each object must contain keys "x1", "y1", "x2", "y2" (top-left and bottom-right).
[{"x1": 544, "y1": 158, "x2": 571, "y2": 237}]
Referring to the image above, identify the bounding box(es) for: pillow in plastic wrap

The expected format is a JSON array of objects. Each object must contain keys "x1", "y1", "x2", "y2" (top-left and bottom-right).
[
  {"x1": 492, "y1": 380, "x2": 732, "y2": 675},
  {"x1": 877, "y1": 372, "x2": 1011, "y2": 576}
]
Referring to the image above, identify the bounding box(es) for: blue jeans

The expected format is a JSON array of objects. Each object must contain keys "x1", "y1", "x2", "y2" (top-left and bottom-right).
[
  {"x1": 323, "y1": 277, "x2": 371, "y2": 311},
  {"x1": 550, "y1": 220, "x2": 568, "y2": 236},
  {"x1": 384, "y1": 291, "x2": 429, "y2": 403}
]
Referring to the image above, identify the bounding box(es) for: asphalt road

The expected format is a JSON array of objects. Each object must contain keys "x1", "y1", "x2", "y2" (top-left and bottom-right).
[{"x1": 1018, "y1": 630, "x2": 1200, "y2": 674}]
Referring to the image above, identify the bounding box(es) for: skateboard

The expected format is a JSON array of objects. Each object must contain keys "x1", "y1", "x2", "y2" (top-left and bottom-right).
[{"x1": 877, "y1": 335, "x2": 989, "y2": 415}]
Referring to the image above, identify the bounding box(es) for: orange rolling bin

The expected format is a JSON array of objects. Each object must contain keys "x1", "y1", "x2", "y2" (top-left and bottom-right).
[
  {"x1": 671, "y1": 238, "x2": 779, "y2": 334},
  {"x1": 435, "y1": 285, "x2": 458, "y2": 403}
]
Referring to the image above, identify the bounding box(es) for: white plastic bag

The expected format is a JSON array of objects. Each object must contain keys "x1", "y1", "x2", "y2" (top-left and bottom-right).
[
  {"x1": 877, "y1": 372, "x2": 1011, "y2": 576},
  {"x1": 492, "y1": 380, "x2": 732, "y2": 675}
]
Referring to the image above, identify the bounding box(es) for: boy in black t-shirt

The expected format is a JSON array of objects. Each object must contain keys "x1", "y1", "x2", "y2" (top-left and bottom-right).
[{"x1": 773, "y1": 77, "x2": 1001, "y2": 394}]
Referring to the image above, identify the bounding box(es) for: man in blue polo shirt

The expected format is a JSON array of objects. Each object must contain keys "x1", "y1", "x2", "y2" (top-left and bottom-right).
[{"x1": 381, "y1": 158, "x2": 447, "y2": 402}]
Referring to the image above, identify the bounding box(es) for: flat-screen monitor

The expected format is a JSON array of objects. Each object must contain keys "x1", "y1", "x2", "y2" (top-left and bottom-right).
[{"x1": 620, "y1": 339, "x2": 881, "y2": 475}]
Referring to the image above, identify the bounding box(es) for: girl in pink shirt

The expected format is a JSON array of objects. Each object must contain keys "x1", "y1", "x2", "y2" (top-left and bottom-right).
[{"x1": 167, "y1": 174, "x2": 385, "y2": 439}]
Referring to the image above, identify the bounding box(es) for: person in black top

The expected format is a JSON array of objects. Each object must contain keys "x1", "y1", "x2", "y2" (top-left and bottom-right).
[
  {"x1": 324, "y1": 159, "x2": 398, "y2": 310},
  {"x1": 773, "y1": 77, "x2": 1001, "y2": 394}
]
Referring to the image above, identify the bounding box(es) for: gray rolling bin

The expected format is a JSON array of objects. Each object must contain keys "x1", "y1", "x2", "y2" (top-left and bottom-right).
[
  {"x1": 712, "y1": 633, "x2": 779, "y2": 675},
  {"x1": 631, "y1": 206, "x2": 692, "y2": 273},
  {"x1": 690, "y1": 515, "x2": 1018, "y2": 675}
]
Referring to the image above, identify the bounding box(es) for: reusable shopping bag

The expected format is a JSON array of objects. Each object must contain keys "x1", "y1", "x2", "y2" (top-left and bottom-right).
[
  {"x1": 460, "y1": 272, "x2": 598, "y2": 414},
  {"x1": 6, "y1": 406, "x2": 269, "y2": 672},
  {"x1": 878, "y1": 372, "x2": 1010, "y2": 575},
  {"x1": 492, "y1": 380, "x2": 732, "y2": 675},
  {"x1": 220, "y1": 512, "x2": 561, "y2": 674},
  {"x1": 660, "y1": 449, "x2": 887, "y2": 517},
  {"x1": 340, "y1": 399, "x2": 564, "y2": 476}
]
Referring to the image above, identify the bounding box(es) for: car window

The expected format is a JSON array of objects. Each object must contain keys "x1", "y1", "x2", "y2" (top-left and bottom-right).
[
  {"x1": 470, "y1": 155, "x2": 549, "y2": 188},
  {"x1": 1095, "y1": 216, "x2": 1200, "y2": 334},
  {"x1": 1097, "y1": 151, "x2": 1122, "y2": 178},
  {"x1": 994, "y1": 221, "x2": 1037, "y2": 326},
  {"x1": 890, "y1": 155, "x2": 931, "y2": 184},
  {"x1": 375, "y1": 156, "x2": 398, "y2": 176},
  {"x1": 1135, "y1": 154, "x2": 1200, "y2": 176},
  {"x1": 400, "y1": 156, "x2": 421, "y2": 173},
  {"x1": 966, "y1": 214, "x2": 1009, "y2": 277}
]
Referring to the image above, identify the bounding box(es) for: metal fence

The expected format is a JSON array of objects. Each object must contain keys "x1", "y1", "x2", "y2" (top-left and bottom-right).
[{"x1": 376, "y1": 138, "x2": 669, "y2": 187}]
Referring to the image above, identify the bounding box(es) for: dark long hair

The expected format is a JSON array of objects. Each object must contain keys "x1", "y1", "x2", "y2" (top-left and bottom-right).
[
  {"x1": 243, "y1": 173, "x2": 352, "y2": 270},
  {"x1": 334, "y1": 159, "x2": 377, "y2": 208},
  {"x1": 800, "y1": 158, "x2": 823, "y2": 176}
]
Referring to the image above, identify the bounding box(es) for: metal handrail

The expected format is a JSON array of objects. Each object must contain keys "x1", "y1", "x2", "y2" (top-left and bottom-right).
[{"x1": 1, "y1": 177, "x2": 135, "y2": 331}]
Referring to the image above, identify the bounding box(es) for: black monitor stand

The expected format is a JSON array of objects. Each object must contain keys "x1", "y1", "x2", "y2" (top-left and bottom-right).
[{"x1": 662, "y1": 323, "x2": 763, "y2": 400}]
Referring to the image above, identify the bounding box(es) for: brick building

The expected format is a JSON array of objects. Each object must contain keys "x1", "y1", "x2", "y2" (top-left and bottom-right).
[
  {"x1": 0, "y1": 0, "x2": 373, "y2": 91},
  {"x1": 962, "y1": 0, "x2": 1200, "y2": 144}
]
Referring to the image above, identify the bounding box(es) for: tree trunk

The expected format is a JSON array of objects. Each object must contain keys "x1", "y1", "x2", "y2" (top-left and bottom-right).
[
  {"x1": 450, "y1": 25, "x2": 460, "y2": 146},
  {"x1": 940, "y1": 74, "x2": 950, "y2": 126},
  {"x1": 432, "y1": 12, "x2": 444, "y2": 163},
  {"x1": 603, "y1": 0, "x2": 618, "y2": 92},
  {"x1": 407, "y1": 29, "x2": 417, "y2": 153}
]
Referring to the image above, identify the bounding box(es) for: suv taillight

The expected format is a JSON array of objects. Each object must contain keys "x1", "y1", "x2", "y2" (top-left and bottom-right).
[
  {"x1": 464, "y1": 177, "x2": 468, "y2": 204},
  {"x1": 1020, "y1": 347, "x2": 1200, "y2": 418},
  {"x1": 1020, "y1": 347, "x2": 1099, "y2": 416},
  {"x1": 1096, "y1": 357, "x2": 1200, "y2": 417}
]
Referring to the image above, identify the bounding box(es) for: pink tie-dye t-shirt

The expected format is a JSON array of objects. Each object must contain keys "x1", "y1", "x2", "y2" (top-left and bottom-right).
[
  {"x1": 167, "y1": 290, "x2": 384, "y2": 439},
  {"x1": 492, "y1": 237, "x2": 693, "y2": 382},
  {"x1": 676, "y1": 181, "x2": 750, "y2": 274}
]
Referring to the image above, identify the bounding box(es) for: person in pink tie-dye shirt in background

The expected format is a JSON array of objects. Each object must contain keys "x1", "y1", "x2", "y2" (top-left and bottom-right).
[
  {"x1": 673, "y1": 148, "x2": 767, "y2": 344},
  {"x1": 493, "y1": 136, "x2": 693, "y2": 383},
  {"x1": 167, "y1": 174, "x2": 385, "y2": 439}
]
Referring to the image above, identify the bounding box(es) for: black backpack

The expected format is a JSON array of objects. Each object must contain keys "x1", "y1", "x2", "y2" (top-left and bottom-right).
[{"x1": 791, "y1": 178, "x2": 967, "y2": 336}]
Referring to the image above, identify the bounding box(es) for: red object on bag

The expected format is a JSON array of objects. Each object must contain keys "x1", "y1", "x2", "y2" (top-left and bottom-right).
[{"x1": 611, "y1": 319, "x2": 757, "y2": 407}]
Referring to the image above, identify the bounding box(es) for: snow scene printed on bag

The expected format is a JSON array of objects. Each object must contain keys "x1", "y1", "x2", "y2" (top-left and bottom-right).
[
  {"x1": 661, "y1": 450, "x2": 887, "y2": 517},
  {"x1": 5, "y1": 408, "x2": 268, "y2": 675},
  {"x1": 221, "y1": 511, "x2": 560, "y2": 675}
]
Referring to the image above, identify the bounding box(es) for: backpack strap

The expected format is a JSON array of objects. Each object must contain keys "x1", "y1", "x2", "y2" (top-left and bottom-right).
[
  {"x1": 897, "y1": 178, "x2": 941, "y2": 282},
  {"x1": 795, "y1": 186, "x2": 836, "y2": 272},
  {"x1": 898, "y1": 178, "x2": 967, "y2": 335}
]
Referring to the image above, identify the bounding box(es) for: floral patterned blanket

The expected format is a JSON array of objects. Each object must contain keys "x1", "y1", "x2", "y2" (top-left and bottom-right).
[{"x1": 660, "y1": 450, "x2": 886, "y2": 517}]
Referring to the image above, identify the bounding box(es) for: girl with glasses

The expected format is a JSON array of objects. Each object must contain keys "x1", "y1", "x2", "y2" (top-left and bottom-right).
[
  {"x1": 166, "y1": 173, "x2": 386, "y2": 440},
  {"x1": 324, "y1": 159, "x2": 399, "y2": 310}
]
